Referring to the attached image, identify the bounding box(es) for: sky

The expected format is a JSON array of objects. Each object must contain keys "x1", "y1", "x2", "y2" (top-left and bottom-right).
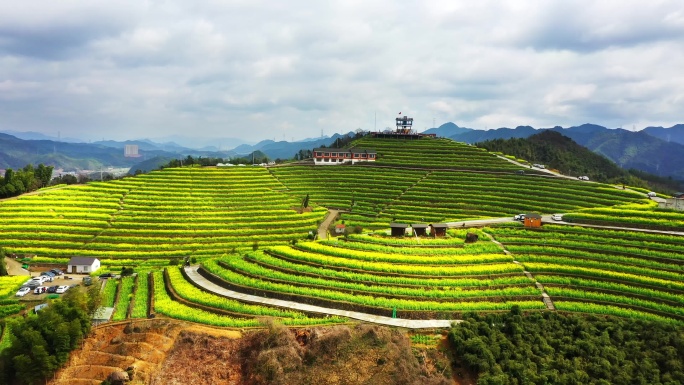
[{"x1": 1, "y1": 0, "x2": 684, "y2": 144}]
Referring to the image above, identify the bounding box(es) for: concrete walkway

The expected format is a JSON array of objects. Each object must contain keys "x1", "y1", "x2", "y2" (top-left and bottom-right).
[
  {"x1": 183, "y1": 266, "x2": 456, "y2": 329},
  {"x1": 445, "y1": 215, "x2": 684, "y2": 237}
]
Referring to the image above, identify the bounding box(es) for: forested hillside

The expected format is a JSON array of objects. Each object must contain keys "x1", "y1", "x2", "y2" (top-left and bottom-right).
[
  {"x1": 449, "y1": 308, "x2": 684, "y2": 385},
  {"x1": 477, "y1": 130, "x2": 682, "y2": 191}
]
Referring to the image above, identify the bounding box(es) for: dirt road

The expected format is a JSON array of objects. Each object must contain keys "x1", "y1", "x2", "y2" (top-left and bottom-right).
[
  {"x1": 317, "y1": 209, "x2": 339, "y2": 240},
  {"x1": 4, "y1": 257, "x2": 30, "y2": 276}
]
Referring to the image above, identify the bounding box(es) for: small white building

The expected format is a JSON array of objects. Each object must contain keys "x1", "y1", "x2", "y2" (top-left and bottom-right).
[
  {"x1": 658, "y1": 198, "x2": 684, "y2": 211},
  {"x1": 67, "y1": 257, "x2": 101, "y2": 274}
]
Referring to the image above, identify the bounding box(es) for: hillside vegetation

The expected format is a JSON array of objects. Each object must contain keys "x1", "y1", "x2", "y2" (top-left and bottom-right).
[
  {"x1": 0, "y1": 135, "x2": 683, "y2": 384},
  {"x1": 449, "y1": 308, "x2": 684, "y2": 385},
  {"x1": 477, "y1": 131, "x2": 634, "y2": 182}
]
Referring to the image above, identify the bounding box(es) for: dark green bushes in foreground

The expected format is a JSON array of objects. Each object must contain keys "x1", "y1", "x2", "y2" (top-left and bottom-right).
[
  {"x1": 0, "y1": 286, "x2": 100, "y2": 385},
  {"x1": 449, "y1": 307, "x2": 684, "y2": 385}
]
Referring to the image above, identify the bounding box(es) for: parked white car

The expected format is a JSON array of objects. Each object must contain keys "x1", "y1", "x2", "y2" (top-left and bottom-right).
[
  {"x1": 647, "y1": 192, "x2": 657, "y2": 198},
  {"x1": 551, "y1": 214, "x2": 563, "y2": 221},
  {"x1": 514, "y1": 214, "x2": 526, "y2": 221},
  {"x1": 16, "y1": 287, "x2": 31, "y2": 297},
  {"x1": 55, "y1": 285, "x2": 70, "y2": 294},
  {"x1": 578, "y1": 176, "x2": 590, "y2": 181},
  {"x1": 33, "y1": 286, "x2": 48, "y2": 294},
  {"x1": 27, "y1": 276, "x2": 48, "y2": 285}
]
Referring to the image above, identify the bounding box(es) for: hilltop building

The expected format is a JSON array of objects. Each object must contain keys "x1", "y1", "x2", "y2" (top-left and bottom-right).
[
  {"x1": 371, "y1": 114, "x2": 436, "y2": 139},
  {"x1": 313, "y1": 148, "x2": 376, "y2": 165}
]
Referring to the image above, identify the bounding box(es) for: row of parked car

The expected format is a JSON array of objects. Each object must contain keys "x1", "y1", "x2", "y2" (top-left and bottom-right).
[
  {"x1": 16, "y1": 285, "x2": 70, "y2": 296},
  {"x1": 16, "y1": 269, "x2": 72, "y2": 297}
]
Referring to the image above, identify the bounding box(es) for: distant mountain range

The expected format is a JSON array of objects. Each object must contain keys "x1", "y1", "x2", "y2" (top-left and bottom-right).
[
  {"x1": 423, "y1": 123, "x2": 684, "y2": 181},
  {"x1": 3, "y1": 123, "x2": 684, "y2": 181},
  {"x1": 0, "y1": 133, "x2": 240, "y2": 171},
  {"x1": 0, "y1": 131, "x2": 347, "y2": 173}
]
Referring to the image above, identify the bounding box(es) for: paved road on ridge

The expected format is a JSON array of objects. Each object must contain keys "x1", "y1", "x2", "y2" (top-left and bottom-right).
[{"x1": 183, "y1": 266, "x2": 456, "y2": 329}]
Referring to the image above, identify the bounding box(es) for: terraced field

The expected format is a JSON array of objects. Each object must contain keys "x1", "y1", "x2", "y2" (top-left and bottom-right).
[
  {"x1": 486, "y1": 224, "x2": 684, "y2": 324},
  {"x1": 270, "y1": 166, "x2": 642, "y2": 228},
  {"x1": 353, "y1": 136, "x2": 521, "y2": 171},
  {"x1": 563, "y1": 200, "x2": 684, "y2": 231},
  {"x1": 0, "y1": 136, "x2": 679, "y2": 327},
  {"x1": 0, "y1": 167, "x2": 326, "y2": 269},
  {"x1": 189, "y1": 229, "x2": 547, "y2": 319}
]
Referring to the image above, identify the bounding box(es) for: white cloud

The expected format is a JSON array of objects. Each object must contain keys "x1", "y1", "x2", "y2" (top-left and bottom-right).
[{"x1": 1, "y1": 0, "x2": 683, "y2": 143}]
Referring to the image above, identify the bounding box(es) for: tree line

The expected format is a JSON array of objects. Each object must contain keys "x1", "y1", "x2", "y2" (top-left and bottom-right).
[
  {"x1": 0, "y1": 286, "x2": 101, "y2": 385},
  {"x1": 160, "y1": 153, "x2": 277, "y2": 170},
  {"x1": 449, "y1": 307, "x2": 684, "y2": 385},
  {"x1": 0, "y1": 164, "x2": 53, "y2": 199}
]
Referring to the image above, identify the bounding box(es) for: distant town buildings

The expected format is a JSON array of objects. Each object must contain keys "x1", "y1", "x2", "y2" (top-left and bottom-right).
[{"x1": 124, "y1": 144, "x2": 141, "y2": 158}]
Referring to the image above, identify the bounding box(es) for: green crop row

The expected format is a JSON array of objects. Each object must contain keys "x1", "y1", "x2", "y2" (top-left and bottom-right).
[
  {"x1": 102, "y1": 279, "x2": 118, "y2": 307},
  {"x1": 506, "y1": 245, "x2": 683, "y2": 272},
  {"x1": 292, "y1": 242, "x2": 509, "y2": 265},
  {"x1": 131, "y1": 273, "x2": 149, "y2": 318},
  {"x1": 524, "y1": 263, "x2": 684, "y2": 291},
  {"x1": 487, "y1": 225, "x2": 684, "y2": 249},
  {"x1": 344, "y1": 234, "x2": 465, "y2": 246},
  {"x1": 320, "y1": 238, "x2": 500, "y2": 256},
  {"x1": 203, "y1": 259, "x2": 542, "y2": 312},
  {"x1": 268, "y1": 246, "x2": 523, "y2": 276},
  {"x1": 222, "y1": 257, "x2": 539, "y2": 300},
  {"x1": 112, "y1": 276, "x2": 135, "y2": 321},
  {"x1": 553, "y1": 301, "x2": 682, "y2": 325},
  {"x1": 247, "y1": 252, "x2": 533, "y2": 288},
  {"x1": 545, "y1": 287, "x2": 684, "y2": 317},
  {"x1": 517, "y1": 254, "x2": 682, "y2": 281},
  {"x1": 0, "y1": 305, "x2": 24, "y2": 319},
  {"x1": 535, "y1": 275, "x2": 684, "y2": 305}
]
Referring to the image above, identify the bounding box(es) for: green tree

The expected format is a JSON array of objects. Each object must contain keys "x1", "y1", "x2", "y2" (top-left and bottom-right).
[{"x1": 0, "y1": 248, "x2": 7, "y2": 276}]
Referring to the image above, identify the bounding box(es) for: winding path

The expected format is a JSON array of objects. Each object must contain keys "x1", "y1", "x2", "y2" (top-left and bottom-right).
[
  {"x1": 183, "y1": 266, "x2": 456, "y2": 329},
  {"x1": 317, "y1": 209, "x2": 339, "y2": 240}
]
